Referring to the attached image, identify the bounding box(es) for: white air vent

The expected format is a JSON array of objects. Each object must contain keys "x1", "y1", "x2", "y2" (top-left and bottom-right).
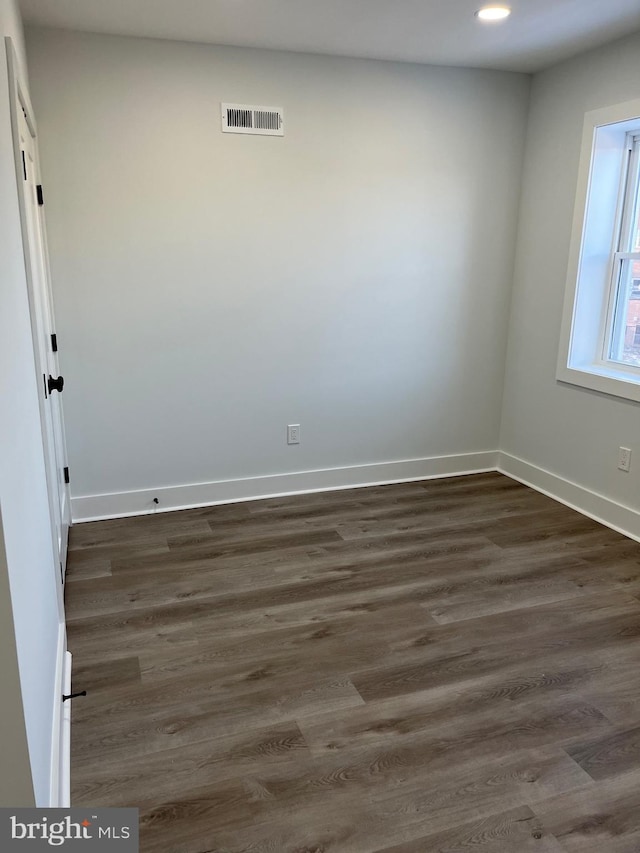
[{"x1": 221, "y1": 103, "x2": 284, "y2": 136}]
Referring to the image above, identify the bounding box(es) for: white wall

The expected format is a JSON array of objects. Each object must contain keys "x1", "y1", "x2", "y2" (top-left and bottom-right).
[
  {"x1": 501, "y1": 31, "x2": 640, "y2": 516},
  {"x1": 25, "y1": 28, "x2": 530, "y2": 514},
  {"x1": 0, "y1": 0, "x2": 62, "y2": 806},
  {"x1": 0, "y1": 508, "x2": 34, "y2": 805}
]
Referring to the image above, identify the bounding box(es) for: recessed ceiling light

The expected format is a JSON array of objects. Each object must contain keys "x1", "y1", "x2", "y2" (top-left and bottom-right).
[{"x1": 476, "y1": 6, "x2": 512, "y2": 22}]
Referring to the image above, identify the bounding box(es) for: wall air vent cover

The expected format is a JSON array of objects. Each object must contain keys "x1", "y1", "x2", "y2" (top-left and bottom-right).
[{"x1": 221, "y1": 103, "x2": 284, "y2": 136}]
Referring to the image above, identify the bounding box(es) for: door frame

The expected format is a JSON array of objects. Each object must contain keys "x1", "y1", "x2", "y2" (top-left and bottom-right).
[{"x1": 5, "y1": 37, "x2": 70, "y2": 808}]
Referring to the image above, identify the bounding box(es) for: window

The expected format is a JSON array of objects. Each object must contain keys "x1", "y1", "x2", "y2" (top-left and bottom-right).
[
  {"x1": 608, "y1": 135, "x2": 640, "y2": 368},
  {"x1": 557, "y1": 99, "x2": 640, "y2": 403}
]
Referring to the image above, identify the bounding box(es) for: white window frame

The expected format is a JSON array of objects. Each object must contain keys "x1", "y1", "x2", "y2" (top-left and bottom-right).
[{"x1": 557, "y1": 98, "x2": 640, "y2": 403}]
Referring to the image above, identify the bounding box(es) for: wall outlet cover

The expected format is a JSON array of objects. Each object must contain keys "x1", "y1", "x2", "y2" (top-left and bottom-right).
[
  {"x1": 287, "y1": 424, "x2": 300, "y2": 445},
  {"x1": 618, "y1": 446, "x2": 632, "y2": 472}
]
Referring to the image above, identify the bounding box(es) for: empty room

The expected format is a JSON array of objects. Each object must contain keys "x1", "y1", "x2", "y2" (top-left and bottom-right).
[{"x1": 2, "y1": 0, "x2": 640, "y2": 851}]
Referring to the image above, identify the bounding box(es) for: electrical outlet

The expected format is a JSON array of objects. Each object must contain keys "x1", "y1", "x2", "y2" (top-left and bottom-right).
[
  {"x1": 618, "y1": 447, "x2": 632, "y2": 472},
  {"x1": 287, "y1": 424, "x2": 300, "y2": 445}
]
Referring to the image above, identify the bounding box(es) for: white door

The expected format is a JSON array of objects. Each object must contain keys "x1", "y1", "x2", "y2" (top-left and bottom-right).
[{"x1": 17, "y1": 103, "x2": 71, "y2": 581}]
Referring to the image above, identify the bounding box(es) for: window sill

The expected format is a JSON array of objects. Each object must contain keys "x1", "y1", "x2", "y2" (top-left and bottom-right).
[{"x1": 557, "y1": 362, "x2": 640, "y2": 403}]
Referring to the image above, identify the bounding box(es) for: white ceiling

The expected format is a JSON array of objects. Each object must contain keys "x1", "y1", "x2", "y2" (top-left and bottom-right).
[{"x1": 18, "y1": 0, "x2": 640, "y2": 74}]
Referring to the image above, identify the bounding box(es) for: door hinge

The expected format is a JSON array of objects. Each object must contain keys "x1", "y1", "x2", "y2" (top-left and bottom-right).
[
  {"x1": 64, "y1": 466, "x2": 70, "y2": 485},
  {"x1": 42, "y1": 373, "x2": 48, "y2": 399},
  {"x1": 51, "y1": 333, "x2": 58, "y2": 352},
  {"x1": 21, "y1": 150, "x2": 26, "y2": 180},
  {"x1": 36, "y1": 184, "x2": 44, "y2": 206}
]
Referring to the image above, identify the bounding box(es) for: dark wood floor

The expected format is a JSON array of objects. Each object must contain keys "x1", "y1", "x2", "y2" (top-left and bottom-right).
[{"x1": 65, "y1": 472, "x2": 640, "y2": 853}]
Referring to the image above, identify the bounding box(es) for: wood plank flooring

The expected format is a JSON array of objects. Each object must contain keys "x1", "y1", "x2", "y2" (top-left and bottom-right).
[{"x1": 65, "y1": 472, "x2": 640, "y2": 853}]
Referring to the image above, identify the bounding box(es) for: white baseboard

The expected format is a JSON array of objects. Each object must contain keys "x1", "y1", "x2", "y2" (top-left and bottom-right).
[
  {"x1": 71, "y1": 451, "x2": 499, "y2": 522},
  {"x1": 49, "y1": 624, "x2": 68, "y2": 807},
  {"x1": 498, "y1": 452, "x2": 640, "y2": 544},
  {"x1": 71, "y1": 449, "x2": 640, "y2": 544}
]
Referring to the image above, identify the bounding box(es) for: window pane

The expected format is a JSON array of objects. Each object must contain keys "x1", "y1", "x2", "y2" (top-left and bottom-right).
[
  {"x1": 610, "y1": 258, "x2": 640, "y2": 367},
  {"x1": 628, "y1": 140, "x2": 640, "y2": 252},
  {"x1": 632, "y1": 179, "x2": 640, "y2": 252}
]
